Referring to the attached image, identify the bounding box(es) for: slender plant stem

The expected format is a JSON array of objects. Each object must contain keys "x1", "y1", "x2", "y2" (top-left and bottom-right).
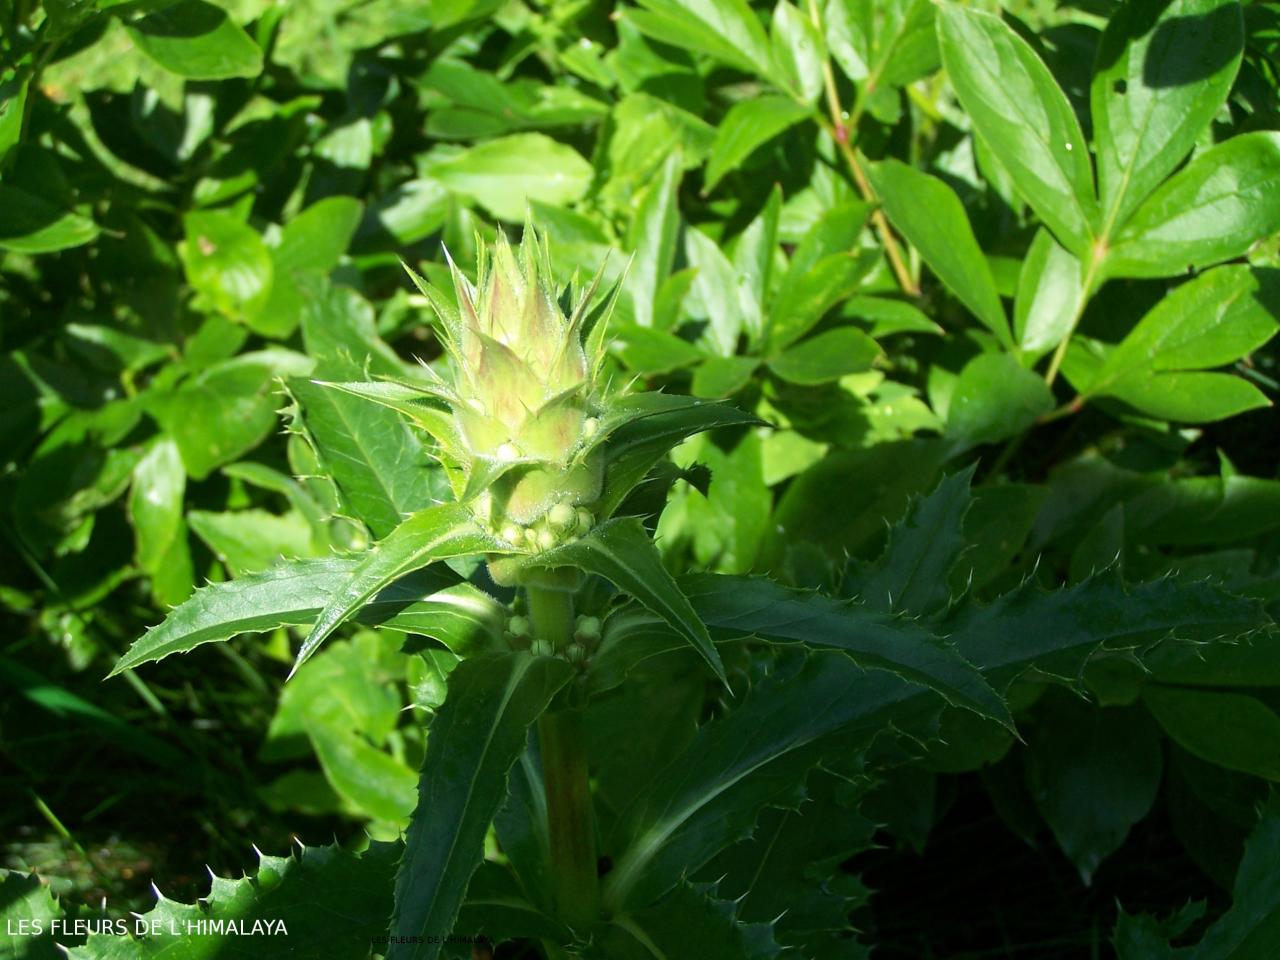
[
  {"x1": 1044, "y1": 240, "x2": 1107, "y2": 385},
  {"x1": 806, "y1": 0, "x2": 919, "y2": 298},
  {"x1": 527, "y1": 586, "x2": 599, "y2": 931}
]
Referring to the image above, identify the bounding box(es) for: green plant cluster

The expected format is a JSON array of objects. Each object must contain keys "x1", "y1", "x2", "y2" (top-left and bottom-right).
[{"x1": 3, "y1": 0, "x2": 1280, "y2": 958}]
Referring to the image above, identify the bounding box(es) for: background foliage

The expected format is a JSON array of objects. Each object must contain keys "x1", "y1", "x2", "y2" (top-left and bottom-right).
[{"x1": 3, "y1": 0, "x2": 1280, "y2": 956}]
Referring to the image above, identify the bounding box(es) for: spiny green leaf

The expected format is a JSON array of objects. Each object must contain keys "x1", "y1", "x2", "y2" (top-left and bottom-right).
[
  {"x1": 697, "y1": 771, "x2": 875, "y2": 952},
  {"x1": 294, "y1": 502, "x2": 501, "y2": 676},
  {"x1": 0, "y1": 871, "x2": 61, "y2": 960},
  {"x1": 590, "y1": 880, "x2": 783, "y2": 959},
  {"x1": 391, "y1": 653, "x2": 572, "y2": 960},
  {"x1": 63, "y1": 842, "x2": 398, "y2": 959},
  {"x1": 596, "y1": 397, "x2": 762, "y2": 519},
  {"x1": 684, "y1": 571, "x2": 1010, "y2": 728},
  {"x1": 537, "y1": 518, "x2": 726, "y2": 684},
  {"x1": 286, "y1": 377, "x2": 441, "y2": 539},
  {"x1": 603, "y1": 652, "x2": 927, "y2": 910},
  {"x1": 850, "y1": 464, "x2": 975, "y2": 616},
  {"x1": 947, "y1": 570, "x2": 1273, "y2": 690},
  {"x1": 1114, "y1": 793, "x2": 1280, "y2": 959},
  {"x1": 111, "y1": 556, "x2": 501, "y2": 676}
]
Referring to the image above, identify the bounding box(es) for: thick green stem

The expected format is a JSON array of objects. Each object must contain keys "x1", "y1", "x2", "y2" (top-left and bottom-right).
[{"x1": 527, "y1": 587, "x2": 599, "y2": 931}]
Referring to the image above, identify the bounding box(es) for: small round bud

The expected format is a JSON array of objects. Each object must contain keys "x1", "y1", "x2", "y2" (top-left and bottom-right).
[
  {"x1": 507, "y1": 615, "x2": 530, "y2": 638},
  {"x1": 574, "y1": 615, "x2": 601, "y2": 644},
  {"x1": 575, "y1": 507, "x2": 594, "y2": 534},
  {"x1": 536, "y1": 527, "x2": 557, "y2": 551},
  {"x1": 529, "y1": 638, "x2": 553, "y2": 657},
  {"x1": 565, "y1": 642, "x2": 586, "y2": 665},
  {"x1": 547, "y1": 502, "x2": 576, "y2": 531},
  {"x1": 500, "y1": 523, "x2": 523, "y2": 544},
  {"x1": 496, "y1": 442, "x2": 520, "y2": 462},
  {"x1": 524, "y1": 527, "x2": 541, "y2": 545},
  {"x1": 582, "y1": 417, "x2": 600, "y2": 438}
]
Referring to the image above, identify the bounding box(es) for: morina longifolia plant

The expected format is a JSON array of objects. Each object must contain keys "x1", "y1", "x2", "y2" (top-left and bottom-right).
[{"x1": 109, "y1": 230, "x2": 1274, "y2": 960}]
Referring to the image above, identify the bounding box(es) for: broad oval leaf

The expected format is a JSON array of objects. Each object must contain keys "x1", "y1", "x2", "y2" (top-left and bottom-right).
[
  {"x1": 626, "y1": 0, "x2": 775, "y2": 80},
  {"x1": 1014, "y1": 228, "x2": 1083, "y2": 355},
  {"x1": 1106, "y1": 132, "x2": 1280, "y2": 278},
  {"x1": 1092, "y1": 0, "x2": 1244, "y2": 233},
  {"x1": 867, "y1": 159, "x2": 1010, "y2": 345},
  {"x1": 1144, "y1": 686, "x2": 1280, "y2": 780},
  {"x1": 124, "y1": 0, "x2": 264, "y2": 80},
  {"x1": 937, "y1": 5, "x2": 1097, "y2": 255},
  {"x1": 704, "y1": 95, "x2": 811, "y2": 193},
  {"x1": 423, "y1": 133, "x2": 593, "y2": 222},
  {"x1": 946, "y1": 353, "x2": 1054, "y2": 450},
  {"x1": 1026, "y1": 696, "x2": 1163, "y2": 883},
  {"x1": 767, "y1": 326, "x2": 881, "y2": 385}
]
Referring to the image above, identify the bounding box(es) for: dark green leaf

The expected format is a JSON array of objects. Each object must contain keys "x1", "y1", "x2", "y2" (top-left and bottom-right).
[
  {"x1": 853, "y1": 465, "x2": 975, "y2": 616},
  {"x1": 596, "y1": 396, "x2": 762, "y2": 518},
  {"x1": 390, "y1": 653, "x2": 572, "y2": 960},
  {"x1": 0, "y1": 75, "x2": 28, "y2": 166},
  {"x1": 590, "y1": 881, "x2": 782, "y2": 959},
  {"x1": 1026, "y1": 696, "x2": 1163, "y2": 882},
  {"x1": 124, "y1": 0, "x2": 264, "y2": 80},
  {"x1": 1143, "y1": 687, "x2": 1280, "y2": 780},
  {"x1": 0, "y1": 185, "x2": 98, "y2": 254},
  {"x1": 685, "y1": 572, "x2": 1010, "y2": 726},
  {"x1": 947, "y1": 572, "x2": 1270, "y2": 691},
  {"x1": 537, "y1": 518, "x2": 726, "y2": 682}
]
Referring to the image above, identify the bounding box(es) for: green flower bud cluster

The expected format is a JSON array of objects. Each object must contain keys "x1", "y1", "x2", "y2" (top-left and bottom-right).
[{"x1": 399, "y1": 228, "x2": 616, "y2": 585}]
